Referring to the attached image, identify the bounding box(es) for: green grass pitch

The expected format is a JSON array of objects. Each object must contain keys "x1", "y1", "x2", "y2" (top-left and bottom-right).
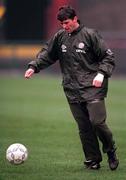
[{"x1": 0, "y1": 75, "x2": 126, "y2": 180}]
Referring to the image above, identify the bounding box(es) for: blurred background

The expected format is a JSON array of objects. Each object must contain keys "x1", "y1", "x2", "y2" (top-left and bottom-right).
[{"x1": 0, "y1": 0, "x2": 126, "y2": 75}]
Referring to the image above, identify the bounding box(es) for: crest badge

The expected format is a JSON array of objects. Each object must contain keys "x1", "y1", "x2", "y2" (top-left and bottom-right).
[{"x1": 78, "y1": 42, "x2": 85, "y2": 49}]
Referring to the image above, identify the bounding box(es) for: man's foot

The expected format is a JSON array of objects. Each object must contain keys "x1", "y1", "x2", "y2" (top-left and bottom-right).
[
  {"x1": 84, "y1": 160, "x2": 101, "y2": 170},
  {"x1": 107, "y1": 150, "x2": 119, "y2": 170}
]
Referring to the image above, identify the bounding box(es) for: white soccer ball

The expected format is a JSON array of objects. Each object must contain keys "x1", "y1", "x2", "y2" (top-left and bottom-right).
[{"x1": 6, "y1": 143, "x2": 28, "y2": 165}]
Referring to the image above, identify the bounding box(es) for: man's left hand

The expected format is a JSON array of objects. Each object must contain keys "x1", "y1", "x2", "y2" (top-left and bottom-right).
[{"x1": 92, "y1": 73, "x2": 104, "y2": 87}]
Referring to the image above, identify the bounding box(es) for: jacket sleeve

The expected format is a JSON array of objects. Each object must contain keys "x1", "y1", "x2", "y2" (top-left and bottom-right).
[
  {"x1": 90, "y1": 30, "x2": 115, "y2": 77},
  {"x1": 28, "y1": 34, "x2": 59, "y2": 73}
]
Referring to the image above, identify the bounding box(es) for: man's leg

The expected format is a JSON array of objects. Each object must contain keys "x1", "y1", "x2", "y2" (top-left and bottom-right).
[
  {"x1": 69, "y1": 102, "x2": 102, "y2": 168},
  {"x1": 87, "y1": 99, "x2": 119, "y2": 170}
]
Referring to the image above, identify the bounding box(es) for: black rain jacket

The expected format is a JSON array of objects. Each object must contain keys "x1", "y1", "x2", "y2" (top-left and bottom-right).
[{"x1": 28, "y1": 24, "x2": 115, "y2": 103}]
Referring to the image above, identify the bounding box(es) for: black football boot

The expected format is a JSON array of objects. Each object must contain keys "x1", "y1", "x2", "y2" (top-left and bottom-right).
[
  {"x1": 84, "y1": 160, "x2": 101, "y2": 170},
  {"x1": 107, "y1": 149, "x2": 119, "y2": 170}
]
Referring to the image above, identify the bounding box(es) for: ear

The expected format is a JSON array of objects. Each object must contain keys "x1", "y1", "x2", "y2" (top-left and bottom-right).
[{"x1": 73, "y1": 16, "x2": 78, "y2": 22}]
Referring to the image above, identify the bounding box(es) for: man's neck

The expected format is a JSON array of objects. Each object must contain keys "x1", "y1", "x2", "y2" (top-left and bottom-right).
[
  {"x1": 74, "y1": 22, "x2": 80, "y2": 30},
  {"x1": 71, "y1": 22, "x2": 80, "y2": 33}
]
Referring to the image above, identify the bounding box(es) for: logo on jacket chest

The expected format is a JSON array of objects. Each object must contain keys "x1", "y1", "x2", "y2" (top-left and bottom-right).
[
  {"x1": 61, "y1": 44, "x2": 67, "y2": 52},
  {"x1": 61, "y1": 42, "x2": 86, "y2": 53},
  {"x1": 76, "y1": 42, "x2": 86, "y2": 53}
]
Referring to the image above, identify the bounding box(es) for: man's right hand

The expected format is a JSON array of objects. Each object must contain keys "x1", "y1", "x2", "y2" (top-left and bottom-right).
[{"x1": 24, "y1": 68, "x2": 35, "y2": 79}]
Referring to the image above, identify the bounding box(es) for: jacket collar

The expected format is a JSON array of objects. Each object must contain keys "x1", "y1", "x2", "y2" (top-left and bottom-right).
[{"x1": 68, "y1": 23, "x2": 84, "y2": 36}]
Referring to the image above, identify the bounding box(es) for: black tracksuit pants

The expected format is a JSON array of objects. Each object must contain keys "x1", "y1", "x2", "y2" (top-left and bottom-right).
[{"x1": 69, "y1": 99, "x2": 115, "y2": 163}]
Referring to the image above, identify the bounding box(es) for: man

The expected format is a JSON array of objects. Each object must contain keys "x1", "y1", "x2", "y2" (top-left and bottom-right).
[{"x1": 25, "y1": 6, "x2": 119, "y2": 170}]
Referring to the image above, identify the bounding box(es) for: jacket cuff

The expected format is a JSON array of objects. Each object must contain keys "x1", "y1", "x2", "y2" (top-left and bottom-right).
[
  {"x1": 28, "y1": 65, "x2": 36, "y2": 71},
  {"x1": 98, "y1": 70, "x2": 108, "y2": 78}
]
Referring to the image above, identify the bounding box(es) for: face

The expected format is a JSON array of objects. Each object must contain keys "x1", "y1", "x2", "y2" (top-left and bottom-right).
[{"x1": 59, "y1": 16, "x2": 79, "y2": 33}]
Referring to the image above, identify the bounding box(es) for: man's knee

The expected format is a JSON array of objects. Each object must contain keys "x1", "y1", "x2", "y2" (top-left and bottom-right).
[{"x1": 87, "y1": 99, "x2": 107, "y2": 127}]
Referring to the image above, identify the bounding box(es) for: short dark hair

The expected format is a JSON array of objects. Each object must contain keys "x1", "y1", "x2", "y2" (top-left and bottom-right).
[{"x1": 57, "y1": 5, "x2": 76, "y2": 22}]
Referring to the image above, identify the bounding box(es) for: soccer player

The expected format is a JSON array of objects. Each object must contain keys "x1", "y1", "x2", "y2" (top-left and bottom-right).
[{"x1": 25, "y1": 6, "x2": 119, "y2": 170}]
